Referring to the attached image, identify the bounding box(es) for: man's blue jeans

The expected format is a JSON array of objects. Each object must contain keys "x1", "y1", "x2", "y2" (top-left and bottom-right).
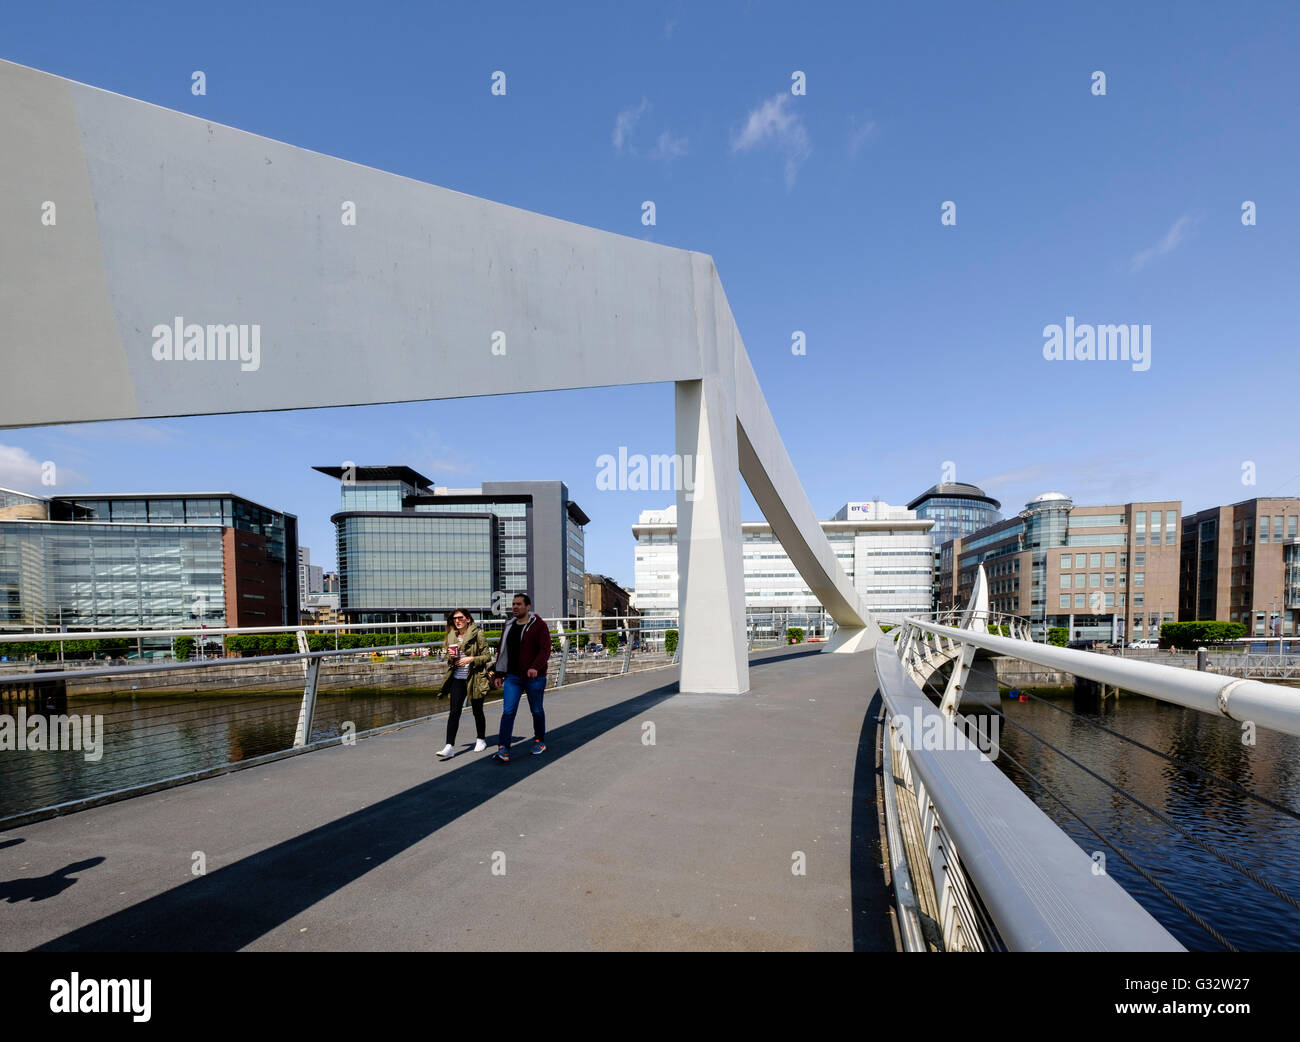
[{"x1": 499, "y1": 674, "x2": 546, "y2": 749}]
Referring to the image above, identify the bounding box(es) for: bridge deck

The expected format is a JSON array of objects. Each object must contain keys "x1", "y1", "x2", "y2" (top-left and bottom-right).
[{"x1": 0, "y1": 647, "x2": 894, "y2": 952}]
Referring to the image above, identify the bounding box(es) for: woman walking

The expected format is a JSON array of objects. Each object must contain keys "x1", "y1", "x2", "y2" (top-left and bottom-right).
[{"x1": 437, "y1": 609, "x2": 491, "y2": 759}]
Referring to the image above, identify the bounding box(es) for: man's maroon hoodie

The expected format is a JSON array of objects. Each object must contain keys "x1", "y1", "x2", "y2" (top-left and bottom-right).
[{"x1": 493, "y1": 613, "x2": 552, "y2": 678}]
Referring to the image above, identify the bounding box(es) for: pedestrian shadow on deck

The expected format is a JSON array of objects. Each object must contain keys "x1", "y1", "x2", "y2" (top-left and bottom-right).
[{"x1": 33, "y1": 681, "x2": 681, "y2": 952}]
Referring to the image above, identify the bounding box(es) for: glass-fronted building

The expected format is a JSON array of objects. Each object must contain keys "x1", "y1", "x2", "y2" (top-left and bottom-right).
[
  {"x1": 315, "y1": 467, "x2": 588, "y2": 623},
  {"x1": 906, "y1": 482, "x2": 1002, "y2": 547},
  {"x1": 0, "y1": 487, "x2": 298, "y2": 634}
]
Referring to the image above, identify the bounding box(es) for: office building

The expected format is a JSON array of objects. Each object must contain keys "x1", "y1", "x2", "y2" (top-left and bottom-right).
[
  {"x1": 298, "y1": 547, "x2": 324, "y2": 602},
  {"x1": 585, "y1": 573, "x2": 633, "y2": 633},
  {"x1": 0, "y1": 486, "x2": 299, "y2": 633},
  {"x1": 939, "y1": 492, "x2": 1181, "y2": 643},
  {"x1": 905, "y1": 482, "x2": 1002, "y2": 609},
  {"x1": 1180, "y1": 497, "x2": 1300, "y2": 635},
  {"x1": 906, "y1": 482, "x2": 1002, "y2": 547},
  {"x1": 632, "y1": 501, "x2": 934, "y2": 628},
  {"x1": 315, "y1": 466, "x2": 588, "y2": 623}
]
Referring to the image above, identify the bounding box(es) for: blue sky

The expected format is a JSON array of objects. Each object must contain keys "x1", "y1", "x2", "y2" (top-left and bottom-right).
[{"x1": 3, "y1": 1, "x2": 1299, "y2": 588}]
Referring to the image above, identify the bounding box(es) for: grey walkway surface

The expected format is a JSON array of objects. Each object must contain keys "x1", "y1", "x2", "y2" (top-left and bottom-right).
[{"x1": 0, "y1": 647, "x2": 893, "y2": 952}]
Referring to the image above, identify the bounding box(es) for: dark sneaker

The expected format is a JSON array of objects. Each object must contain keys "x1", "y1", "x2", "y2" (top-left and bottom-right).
[
  {"x1": 493, "y1": 746, "x2": 510, "y2": 764},
  {"x1": 531, "y1": 739, "x2": 546, "y2": 755}
]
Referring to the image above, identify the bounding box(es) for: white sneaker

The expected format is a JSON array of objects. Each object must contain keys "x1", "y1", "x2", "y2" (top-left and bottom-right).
[
  {"x1": 437, "y1": 743, "x2": 455, "y2": 759},
  {"x1": 473, "y1": 739, "x2": 487, "y2": 752}
]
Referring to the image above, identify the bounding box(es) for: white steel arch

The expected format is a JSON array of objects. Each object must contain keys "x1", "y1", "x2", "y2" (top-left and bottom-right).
[{"x1": 0, "y1": 58, "x2": 881, "y2": 693}]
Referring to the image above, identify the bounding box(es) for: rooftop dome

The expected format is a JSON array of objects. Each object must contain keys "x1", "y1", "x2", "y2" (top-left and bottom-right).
[{"x1": 1025, "y1": 491, "x2": 1072, "y2": 507}]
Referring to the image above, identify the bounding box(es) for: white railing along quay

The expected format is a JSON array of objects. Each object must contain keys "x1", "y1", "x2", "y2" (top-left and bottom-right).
[{"x1": 903, "y1": 617, "x2": 1300, "y2": 740}]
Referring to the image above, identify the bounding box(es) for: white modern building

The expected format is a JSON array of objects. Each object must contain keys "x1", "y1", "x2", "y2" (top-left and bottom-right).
[{"x1": 633, "y1": 503, "x2": 934, "y2": 631}]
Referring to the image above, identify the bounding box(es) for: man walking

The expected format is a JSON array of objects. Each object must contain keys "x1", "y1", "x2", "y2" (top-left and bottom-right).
[{"x1": 492, "y1": 593, "x2": 550, "y2": 763}]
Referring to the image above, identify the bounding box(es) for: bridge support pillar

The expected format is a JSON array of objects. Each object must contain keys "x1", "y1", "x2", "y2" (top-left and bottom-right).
[
  {"x1": 959, "y1": 656, "x2": 1000, "y2": 707},
  {"x1": 676, "y1": 377, "x2": 748, "y2": 694}
]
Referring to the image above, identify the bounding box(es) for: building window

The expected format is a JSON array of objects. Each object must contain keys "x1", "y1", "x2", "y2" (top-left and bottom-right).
[
  {"x1": 1275, "y1": 516, "x2": 1285, "y2": 541},
  {"x1": 1134, "y1": 553, "x2": 1145, "y2": 567},
  {"x1": 1089, "y1": 573, "x2": 1101, "y2": 588},
  {"x1": 1119, "y1": 554, "x2": 1127, "y2": 568},
  {"x1": 1119, "y1": 594, "x2": 1126, "y2": 607},
  {"x1": 1291, "y1": 516, "x2": 1298, "y2": 539},
  {"x1": 1134, "y1": 573, "x2": 1145, "y2": 587},
  {"x1": 1059, "y1": 594, "x2": 1070, "y2": 609},
  {"x1": 1075, "y1": 554, "x2": 1087, "y2": 568},
  {"x1": 1104, "y1": 552, "x2": 1116, "y2": 567},
  {"x1": 1104, "y1": 573, "x2": 1115, "y2": 587},
  {"x1": 1074, "y1": 594, "x2": 1086, "y2": 608},
  {"x1": 1060, "y1": 554, "x2": 1071, "y2": 569},
  {"x1": 1061, "y1": 574, "x2": 1071, "y2": 589},
  {"x1": 1089, "y1": 553, "x2": 1100, "y2": 567},
  {"x1": 1105, "y1": 593, "x2": 1115, "y2": 607},
  {"x1": 1134, "y1": 593, "x2": 1144, "y2": 606},
  {"x1": 1135, "y1": 511, "x2": 1146, "y2": 546}
]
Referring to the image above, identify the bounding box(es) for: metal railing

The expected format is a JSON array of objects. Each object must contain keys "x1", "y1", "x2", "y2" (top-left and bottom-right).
[
  {"x1": 898, "y1": 614, "x2": 1300, "y2": 739},
  {"x1": 878, "y1": 592, "x2": 1300, "y2": 951},
  {"x1": 875, "y1": 633, "x2": 1181, "y2": 951}
]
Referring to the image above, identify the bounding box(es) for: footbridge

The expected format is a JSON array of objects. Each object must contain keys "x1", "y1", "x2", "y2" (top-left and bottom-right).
[{"x1": 3, "y1": 61, "x2": 1300, "y2": 952}]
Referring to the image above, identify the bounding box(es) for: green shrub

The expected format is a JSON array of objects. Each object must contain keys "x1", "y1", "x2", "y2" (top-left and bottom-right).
[
  {"x1": 665, "y1": 629, "x2": 679, "y2": 655},
  {"x1": 174, "y1": 636, "x2": 194, "y2": 661},
  {"x1": 1160, "y1": 620, "x2": 1246, "y2": 649},
  {"x1": 1047, "y1": 626, "x2": 1068, "y2": 647},
  {"x1": 786, "y1": 627, "x2": 805, "y2": 644},
  {"x1": 604, "y1": 631, "x2": 619, "y2": 654}
]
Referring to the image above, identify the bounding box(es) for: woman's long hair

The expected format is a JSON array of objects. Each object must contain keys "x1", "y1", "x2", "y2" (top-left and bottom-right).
[{"x1": 444, "y1": 609, "x2": 475, "y2": 633}]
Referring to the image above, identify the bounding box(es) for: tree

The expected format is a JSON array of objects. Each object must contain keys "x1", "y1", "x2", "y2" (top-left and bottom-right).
[
  {"x1": 1047, "y1": 627, "x2": 1068, "y2": 647},
  {"x1": 665, "y1": 630, "x2": 679, "y2": 655}
]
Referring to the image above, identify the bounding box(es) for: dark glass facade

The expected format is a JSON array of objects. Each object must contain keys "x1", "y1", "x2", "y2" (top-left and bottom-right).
[
  {"x1": 909, "y1": 490, "x2": 1002, "y2": 547},
  {"x1": 0, "y1": 490, "x2": 298, "y2": 633},
  {"x1": 0, "y1": 521, "x2": 225, "y2": 630},
  {"x1": 336, "y1": 513, "x2": 496, "y2": 621}
]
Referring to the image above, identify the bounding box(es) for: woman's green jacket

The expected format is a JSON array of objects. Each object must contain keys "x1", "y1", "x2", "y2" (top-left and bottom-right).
[{"x1": 440, "y1": 624, "x2": 493, "y2": 702}]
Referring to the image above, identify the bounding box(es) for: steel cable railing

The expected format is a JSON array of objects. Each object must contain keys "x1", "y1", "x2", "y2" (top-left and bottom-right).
[
  {"x1": 902, "y1": 621, "x2": 1300, "y2": 950},
  {"x1": 905, "y1": 658, "x2": 1235, "y2": 950}
]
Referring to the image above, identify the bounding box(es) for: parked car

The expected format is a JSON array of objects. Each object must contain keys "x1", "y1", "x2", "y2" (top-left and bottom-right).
[{"x1": 1127, "y1": 639, "x2": 1159, "y2": 649}]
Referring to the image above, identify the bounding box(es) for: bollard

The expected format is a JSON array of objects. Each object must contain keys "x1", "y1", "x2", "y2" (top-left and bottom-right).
[{"x1": 1196, "y1": 647, "x2": 1208, "y2": 671}]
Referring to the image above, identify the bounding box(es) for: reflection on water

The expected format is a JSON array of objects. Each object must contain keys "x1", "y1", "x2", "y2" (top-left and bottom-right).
[
  {"x1": 993, "y1": 688, "x2": 1300, "y2": 951},
  {"x1": 0, "y1": 688, "x2": 450, "y2": 820}
]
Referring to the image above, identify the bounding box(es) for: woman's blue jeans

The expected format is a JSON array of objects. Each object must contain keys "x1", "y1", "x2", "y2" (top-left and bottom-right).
[{"x1": 499, "y1": 674, "x2": 546, "y2": 749}]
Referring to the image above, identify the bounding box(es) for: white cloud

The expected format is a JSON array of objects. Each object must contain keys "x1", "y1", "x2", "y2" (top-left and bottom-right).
[
  {"x1": 613, "y1": 98, "x2": 650, "y2": 152},
  {"x1": 0, "y1": 444, "x2": 52, "y2": 491},
  {"x1": 847, "y1": 114, "x2": 877, "y2": 158},
  {"x1": 1129, "y1": 215, "x2": 1195, "y2": 272},
  {"x1": 649, "y1": 130, "x2": 688, "y2": 162},
  {"x1": 730, "y1": 93, "x2": 811, "y2": 189}
]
